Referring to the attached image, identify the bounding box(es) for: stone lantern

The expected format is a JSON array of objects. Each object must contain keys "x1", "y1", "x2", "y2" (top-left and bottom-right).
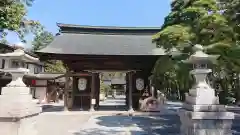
[
  {"x1": 0, "y1": 49, "x2": 39, "y2": 87},
  {"x1": 179, "y1": 44, "x2": 234, "y2": 135},
  {"x1": 0, "y1": 49, "x2": 41, "y2": 135},
  {"x1": 184, "y1": 44, "x2": 219, "y2": 105}
]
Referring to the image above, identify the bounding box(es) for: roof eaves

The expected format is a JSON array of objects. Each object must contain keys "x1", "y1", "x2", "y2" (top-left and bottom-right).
[{"x1": 57, "y1": 23, "x2": 161, "y2": 30}]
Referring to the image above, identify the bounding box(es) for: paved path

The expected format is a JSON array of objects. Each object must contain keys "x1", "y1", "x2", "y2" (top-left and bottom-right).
[
  {"x1": 73, "y1": 115, "x2": 180, "y2": 135},
  {"x1": 33, "y1": 112, "x2": 180, "y2": 135},
  {"x1": 28, "y1": 100, "x2": 240, "y2": 135},
  {"x1": 33, "y1": 100, "x2": 182, "y2": 135},
  {"x1": 35, "y1": 113, "x2": 92, "y2": 135},
  {"x1": 33, "y1": 100, "x2": 240, "y2": 135}
]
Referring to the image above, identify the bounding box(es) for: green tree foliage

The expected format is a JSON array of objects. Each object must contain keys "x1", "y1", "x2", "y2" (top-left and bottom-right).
[
  {"x1": 32, "y1": 31, "x2": 54, "y2": 51},
  {"x1": 0, "y1": 39, "x2": 8, "y2": 44},
  {"x1": 44, "y1": 60, "x2": 66, "y2": 73},
  {"x1": 0, "y1": 0, "x2": 42, "y2": 42},
  {"x1": 152, "y1": 0, "x2": 240, "y2": 104},
  {"x1": 32, "y1": 31, "x2": 66, "y2": 73},
  {"x1": 218, "y1": 0, "x2": 240, "y2": 44},
  {"x1": 100, "y1": 80, "x2": 110, "y2": 94},
  {"x1": 153, "y1": 0, "x2": 236, "y2": 50}
]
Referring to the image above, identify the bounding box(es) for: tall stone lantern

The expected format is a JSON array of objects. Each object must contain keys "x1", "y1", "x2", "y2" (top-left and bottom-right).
[
  {"x1": 0, "y1": 49, "x2": 41, "y2": 135},
  {"x1": 179, "y1": 44, "x2": 234, "y2": 135}
]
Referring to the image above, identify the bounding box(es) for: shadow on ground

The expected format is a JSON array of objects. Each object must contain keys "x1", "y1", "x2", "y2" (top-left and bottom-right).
[
  {"x1": 42, "y1": 105, "x2": 128, "y2": 112},
  {"x1": 74, "y1": 129, "x2": 145, "y2": 135},
  {"x1": 97, "y1": 105, "x2": 127, "y2": 111},
  {"x1": 42, "y1": 105, "x2": 64, "y2": 112},
  {"x1": 73, "y1": 115, "x2": 180, "y2": 135}
]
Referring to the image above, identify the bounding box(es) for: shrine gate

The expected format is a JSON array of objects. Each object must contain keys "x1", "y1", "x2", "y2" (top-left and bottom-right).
[{"x1": 37, "y1": 23, "x2": 168, "y2": 111}]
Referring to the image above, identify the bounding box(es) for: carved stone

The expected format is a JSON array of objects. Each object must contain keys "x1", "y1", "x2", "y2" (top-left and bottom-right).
[{"x1": 179, "y1": 44, "x2": 234, "y2": 135}]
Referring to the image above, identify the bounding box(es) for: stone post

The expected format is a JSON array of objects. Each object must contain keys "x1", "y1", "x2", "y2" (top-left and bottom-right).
[{"x1": 179, "y1": 44, "x2": 234, "y2": 135}]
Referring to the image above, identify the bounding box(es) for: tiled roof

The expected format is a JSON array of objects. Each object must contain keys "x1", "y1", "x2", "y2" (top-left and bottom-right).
[{"x1": 37, "y1": 23, "x2": 167, "y2": 55}]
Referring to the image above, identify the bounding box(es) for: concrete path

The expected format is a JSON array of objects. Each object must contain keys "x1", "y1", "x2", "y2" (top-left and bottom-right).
[
  {"x1": 32, "y1": 99, "x2": 182, "y2": 135},
  {"x1": 33, "y1": 112, "x2": 180, "y2": 135},
  {"x1": 29, "y1": 100, "x2": 240, "y2": 135},
  {"x1": 34, "y1": 113, "x2": 91, "y2": 135},
  {"x1": 72, "y1": 114, "x2": 180, "y2": 135}
]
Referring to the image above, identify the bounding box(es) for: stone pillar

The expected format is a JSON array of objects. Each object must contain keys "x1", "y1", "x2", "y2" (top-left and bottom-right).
[
  {"x1": 0, "y1": 69, "x2": 41, "y2": 135},
  {"x1": 90, "y1": 72, "x2": 96, "y2": 111},
  {"x1": 128, "y1": 71, "x2": 134, "y2": 112},
  {"x1": 179, "y1": 44, "x2": 234, "y2": 135}
]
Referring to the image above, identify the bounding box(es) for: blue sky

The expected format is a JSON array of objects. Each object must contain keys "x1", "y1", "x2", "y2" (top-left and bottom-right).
[{"x1": 6, "y1": 0, "x2": 171, "y2": 48}]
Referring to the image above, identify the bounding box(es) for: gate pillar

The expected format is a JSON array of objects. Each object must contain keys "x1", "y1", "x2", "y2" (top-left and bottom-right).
[{"x1": 126, "y1": 71, "x2": 150, "y2": 111}]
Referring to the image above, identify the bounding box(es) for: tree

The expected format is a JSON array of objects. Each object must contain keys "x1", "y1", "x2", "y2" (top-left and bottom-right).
[
  {"x1": 152, "y1": 0, "x2": 239, "y2": 104},
  {"x1": 216, "y1": 0, "x2": 240, "y2": 104},
  {"x1": 44, "y1": 60, "x2": 66, "y2": 73},
  {"x1": 32, "y1": 31, "x2": 66, "y2": 73},
  {"x1": 0, "y1": 39, "x2": 8, "y2": 44},
  {"x1": 218, "y1": 0, "x2": 240, "y2": 44},
  {"x1": 100, "y1": 80, "x2": 110, "y2": 94},
  {"x1": 32, "y1": 31, "x2": 54, "y2": 51},
  {"x1": 153, "y1": 0, "x2": 236, "y2": 50},
  {"x1": 0, "y1": 0, "x2": 42, "y2": 42}
]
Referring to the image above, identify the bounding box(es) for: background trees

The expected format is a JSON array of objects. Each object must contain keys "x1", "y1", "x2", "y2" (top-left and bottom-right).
[
  {"x1": 31, "y1": 30, "x2": 66, "y2": 73},
  {"x1": 152, "y1": 0, "x2": 240, "y2": 104},
  {"x1": 0, "y1": 0, "x2": 65, "y2": 73},
  {"x1": 0, "y1": 0, "x2": 42, "y2": 42},
  {"x1": 2, "y1": 0, "x2": 240, "y2": 104},
  {"x1": 32, "y1": 31, "x2": 54, "y2": 51}
]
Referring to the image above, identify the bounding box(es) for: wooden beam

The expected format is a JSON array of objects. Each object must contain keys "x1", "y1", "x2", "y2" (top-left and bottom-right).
[
  {"x1": 90, "y1": 73, "x2": 97, "y2": 111},
  {"x1": 64, "y1": 70, "x2": 70, "y2": 111},
  {"x1": 128, "y1": 71, "x2": 134, "y2": 112}
]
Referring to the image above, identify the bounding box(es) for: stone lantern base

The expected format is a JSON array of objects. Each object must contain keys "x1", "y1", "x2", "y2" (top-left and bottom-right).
[
  {"x1": 0, "y1": 86, "x2": 42, "y2": 135},
  {"x1": 179, "y1": 103, "x2": 234, "y2": 135}
]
